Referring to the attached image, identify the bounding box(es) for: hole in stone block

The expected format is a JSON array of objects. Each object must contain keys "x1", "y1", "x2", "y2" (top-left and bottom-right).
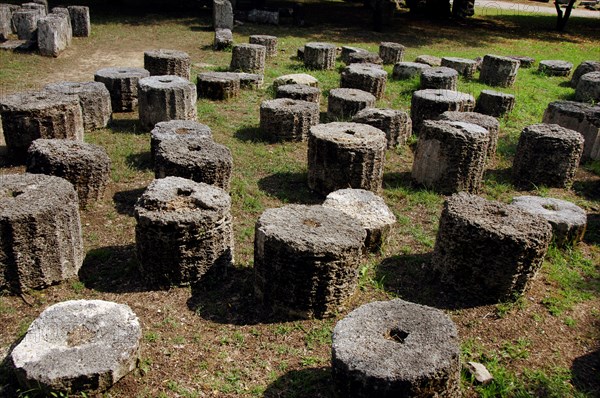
[
  {"x1": 8, "y1": 190, "x2": 24, "y2": 198},
  {"x1": 343, "y1": 129, "x2": 356, "y2": 136},
  {"x1": 118, "y1": 70, "x2": 128, "y2": 73},
  {"x1": 67, "y1": 325, "x2": 95, "y2": 347},
  {"x1": 177, "y1": 188, "x2": 193, "y2": 197},
  {"x1": 386, "y1": 327, "x2": 409, "y2": 343},
  {"x1": 543, "y1": 203, "x2": 559, "y2": 211},
  {"x1": 159, "y1": 79, "x2": 172, "y2": 83},
  {"x1": 187, "y1": 144, "x2": 202, "y2": 152},
  {"x1": 303, "y1": 218, "x2": 321, "y2": 228}
]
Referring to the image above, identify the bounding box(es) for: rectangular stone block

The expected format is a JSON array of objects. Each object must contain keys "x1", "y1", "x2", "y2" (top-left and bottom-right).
[
  {"x1": 213, "y1": 0, "x2": 233, "y2": 30},
  {"x1": 37, "y1": 15, "x2": 69, "y2": 57}
]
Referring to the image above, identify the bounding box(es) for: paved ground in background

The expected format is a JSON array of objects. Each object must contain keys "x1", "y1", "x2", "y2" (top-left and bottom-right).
[{"x1": 477, "y1": 0, "x2": 600, "y2": 17}]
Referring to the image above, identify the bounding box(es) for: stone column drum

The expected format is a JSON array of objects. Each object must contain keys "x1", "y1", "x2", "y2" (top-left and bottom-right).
[
  {"x1": 259, "y1": 98, "x2": 320, "y2": 142},
  {"x1": 197, "y1": 72, "x2": 241, "y2": 100},
  {"x1": 340, "y1": 64, "x2": 388, "y2": 100},
  {"x1": 0, "y1": 173, "x2": 84, "y2": 293},
  {"x1": 378, "y1": 42, "x2": 405, "y2": 65},
  {"x1": 420, "y1": 67, "x2": 458, "y2": 90},
  {"x1": 410, "y1": 89, "x2": 475, "y2": 134},
  {"x1": 571, "y1": 61, "x2": 600, "y2": 88},
  {"x1": 392, "y1": 62, "x2": 431, "y2": 80},
  {"x1": 432, "y1": 192, "x2": 552, "y2": 303},
  {"x1": 303, "y1": 42, "x2": 337, "y2": 70},
  {"x1": 328, "y1": 88, "x2": 376, "y2": 121},
  {"x1": 575, "y1": 71, "x2": 600, "y2": 103},
  {"x1": 135, "y1": 177, "x2": 233, "y2": 287},
  {"x1": 67, "y1": 5, "x2": 90, "y2": 37},
  {"x1": 308, "y1": 122, "x2": 387, "y2": 195},
  {"x1": 150, "y1": 120, "x2": 212, "y2": 160},
  {"x1": 352, "y1": 107, "x2": 412, "y2": 148},
  {"x1": 254, "y1": 204, "x2": 366, "y2": 319},
  {"x1": 438, "y1": 110, "x2": 499, "y2": 157},
  {"x1": 230, "y1": 43, "x2": 266, "y2": 74},
  {"x1": 479, "y1": 54, "x2": 520, "y2": 87},
  {"x1": 276, "y1": 84, "x2": 321, "y2": 103},
  {"x1": 144, "y1": 49, "x2": 191, "y2": 80},
  {"x1": 137, "y1": 75, "x2": 197, "y2": 131},
  {"x1": 539, "y1": 60, "x2": 573, "y2": 77},
  {"x1": 249, "y1": 35, "x2": 277, "y2": 57},
  {"x1": 475, "y1": 89, "x2": 515, "y2": 117},
  {"x1": 94, "y1": 67, "x2": 150, "y2": 112},
  {"x1": 441, "y1": 56, "x2": 478, "y2": 78}
]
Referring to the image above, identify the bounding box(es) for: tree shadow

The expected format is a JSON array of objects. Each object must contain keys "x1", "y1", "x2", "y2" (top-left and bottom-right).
[
  {"x1": 113, "y1": 187, "x2": 147, "y2": 216},
  {"x1": 382, "y1": 171, "x2": 414, "y2": 190},
  {"x1": 571, "y1": 349, "x2": 600, "y2": 397},
  {"x1": 257, "y1": 172, "x2": 322, "y2": 204},
  {"x1": 234, "y1": 126, "x2": 270, "y2": 142},
  {"x1": 583, "y1": 213, "x2": 600, "y2": 246},
  {"x1": 263, "y1": 367, "x2": 333, "y2": 398},
  {"x1": 483, "y1": 166, "x2": 514, "y2": 186},
  {"x1": 126, "y1": 151, "x2": 152, "y2": 171},
  {"x1": 572, "y1": 179, "x2": 600, "y2": 202},
  {"x1": 108, "y1": 117, "x2": 144, "y2": 135}
]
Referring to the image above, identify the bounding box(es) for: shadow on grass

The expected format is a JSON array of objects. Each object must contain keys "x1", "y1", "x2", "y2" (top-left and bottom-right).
[
  {"x1": 113, "y1": 187, "x2": 146, "y2": 216},
  {"x1": 382, "y1": 171, "x2": 413, "y2": 190},
  {"x1": 572, "y1": 179, "x2": 600, "y2": 201},
  {"x1": 108, "y1": 117, "x2": 144, "y2": 135},
  {"x1": 483, "y1": 166, "x2": 514, "y2": 186},
  {"x1": 234, "y1": 126, "x2": 270, "y2": 142},
  {"x1": 583, "y1": 213, "x2": 600, "y2": 246},
  {"x1": 263, "y1": 367, "x2": 333, "y2": 398},
  {"x1": 258, "y1": 172, "x2": 322, "y2": 204},
  {"x1": 126, "y1": 151, "x2": 152, "y2": 171},
  {"x1": 572, "y1": 349, "x2": 600, "y2": 397}
]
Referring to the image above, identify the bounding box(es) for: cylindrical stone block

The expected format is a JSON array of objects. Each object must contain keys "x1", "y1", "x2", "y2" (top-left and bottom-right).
[
  {"x1": 508, "y1": 55, "x2": 535, "y2": 68},
  {"x1": 150, "y1": 120, "x2": 212, "y2": 160},
  {"x1": 44, "y1": 81, "x2": 112, "y2": 131},
  {"x1": 254, "y1": 204, "x2": 366, "y2": 319},
  {"x1": 196, "y1": 72, "x2": 241, "y2": 100},
  {"x1": 332, "y1": 299, "x2": 460, "y2": 397},
  {"x1": 441, "y1": 56, "x2": 478, "y2": 78},
  {"x1": 412, "y1": 120, "x2": 489, "y2": 194},
  {"x1": 308, "y1": 122, "x2": 386, "y2": 195},
  {"x1": 340, "y1": 64, "x2": 388, "y2": 100},
  {"x1": 352, "y1": 107, "x2": 412, "y2": 149},
  {"x1": 327, "y1": 88, "x2": 376, "y2": 121},
  {"x1": 571, "y1": 61, "x2": 600, "y2": 88},
  {"x1": 272, "y1": 73, "x2": 319, "y2": 89},
  {"x1": 12, "y1": 9, "x2": 39, "y2": 45},
  {"x1": 512, "y1": 123, "x2": 584, "y2": 189},
  {"x1": 512, "y1": 196, "x2": 587, "y2": 248},
  {"x1": 230, "y1": 43, "x2": 266, "y2": 73},
  {"x1": 392, "y1": 62, "x2": 431, "y2": 80},
  {"x1": 575, "y1": 71, "x2": 600, "y2": 103},
  {"x1": 0, "y1": 90, "x2": 84, "y2": 161},
  {"x1": 432, "y1": 192, "x2": 552, "y2": 303},
  {"x1": 135, "y1": 177, "x2": 233, "y2": 287},
  {"x1": 474, "y1": 89, "x2": 515, "y2": 117},
  {"x1": 26, "y1": 139, "x2": 111, "y2": 208},
  {"x1": 378, "y1": 42, "x2": 405, "y2": 65},
  {"x1": 249, "y1": 34, "x2": 277, "y2": 57},
  {"x1": 438, "y1": 110, "x2": 499, "y2": 157},
  {"x1": 155, "y1": 136, "x2": 233, "y2": 190},
  {"x1": 213, "y1": 28, "x2": 232, "y2": 50},
  {"x1": 410, "y1": 89, "x2": 475, "y2": 133},
  {"x1": 539, "y1": 60, "x2": 573, "y2": 77},
  {"x1": 144, "y1": 49, "x2": 191, "y2": 80},
  {"x1": 276, "y1": 84, "x2": 321, "y2": 103},
  {"x1": 0, "y1": 173, "x2": 84, "y2": 293},
  {"x1": 94, "y1": 67, "x2": 150, "y2": 112},
  {"x1": 138, "y1": 75, "x2": 197, "y2": 131},
  {"x1": 415, "y1": 54, "x2": 441, "y2": 67},
  {"x1": 479, "y1": 54, "x2": 520, "y2": 87},
  {"x1": 347, "y1": 51, "x2": 383, "y2": 66},
  {"x1": 67, "y1": 5, "x2": 90, "y2": 37},
  {"x1": 303, "y1": 42, "x2": 336, "y2": 70},
  {"x1": 260, "y1": 98, "x2": 320, "y2": 142},
  {"x1": 420, "y1": 67, "x2": 458, "y2": 90},
  {"x1": 341, "y1": 46, "x2": 367, "y2": 64}
]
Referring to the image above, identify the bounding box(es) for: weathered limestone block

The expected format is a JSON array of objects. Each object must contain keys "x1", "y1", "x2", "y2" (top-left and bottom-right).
[
  {"x1": 412, "y1": 120, "x2": 489, "y2": 194},
  {"x1": 0, "y1": 4, "x2": 12, "y2": 41},
  {"x1": 420, "y1": 66, "x2": 458, "y2": 90},
  {"x1": 308, "y1": 122, "x2": 386, "y2": 195},
  {"x1": 571, "y1": 61, "x2": 600, "y2": 88},
  {"x1": 323, "y1": 189, "x2": 396, "y2": 252},
  {"x1": 575, "y1": 71, "x2": 600, "y2": 103},
  {"x1": 247, "y1": 9, "x2": 279, "y2": 25},
  {"x1": 249, "y1": 34, "x2": 277, "y2": 57},
  {"x1": 297, "y1": 46, "x2": 304, "y2": 60},
  {"x1": 0, "y1": 173, "x2": 83, "y2": 293},
  {"x1": 276, "y1": 84, "x2": 321, "y2": 103},
  {"x1": 512, "y1": 123, "x2": 584, "y2": 189},
  {"x1": 260, "y1": 98, "x2": 320, "y2": 142},
  {"x1": 340, "y1": 46, "x2": 367, "y2": 64},
  {"x1": 26, "y1": 139, "x2": 111, "y2": 208},
  {"x1": 508, "y1": 55, "x2": 535, "y2": 68},
  {"x1": 94, "y1": 67, "x2": 150, "y2": 112},
  {"x1": 438, "y1": 110, "x2": 499, "y2": 157},
  {"x1": 392, "y1": 61, "x2": 431, "y2": 80},
  {"x1": 49, "y1": 8, "x2": 71, "y2": 45},
  {"x1": 10, "y1": 300, "x2": 141, "y2": 394},
  {"x1": 67, "y1": 5, "x2": 90, "y2": 37},
  {"x1": 410, "y1": 89, "x2": 475, "y2": 133},
  {"x1": 230, "y1": 43, "x2": 265, "y2": 73},
  {"x1": 432, "y1": 193, "x2": 552, "y2": 303},
  {"x1": 415, "y1": 54, "x2": 441, "y2": 66},
  {"x1": 6, "y1": 4, "x2": 21, "y2": 34},
  {"x1": 135, "y1": 177, "x2": 233, "y2": 286},
  {"x1": 12, "y1": 9, "x2": 39, "y2": 46},
  {"x1": 378, "y1": 42, "x2": 405, "y2": 65},
  {"x1": 223, "y1": 71, "x2": 263, "y2": 89},
  {"x1": 303, "y1": 42, "x2": 336, "y2": 70},
  {"x1": 138, "y1": 75, "x2": 197, "y2": 131},
  {"x1": 144, "y1": 49, "x2": 191, "y2": 80},
  {"x1": 21, "y1": 2, "x2": 45, "y2": 17},
  {"x1": 332, "y1": 299, "x2": 460, "y2": 397},
  {"x1": 213, "y1": 28, "x2": 232, "y2": 50},
  {"x1": 155, "y1": 136, "x2": 233, "y2": 190},
  {"x1": 479, "y1": 54, "x2": 520, "y2": 87},
  {"x1": 352, "y1": 107, "x2": 412, "y2": 148},
  {"x1": 328, "y1": 88, "x2": 376, "y2": 121},
  {"x1": 254, "y1": 204, "x2": 366, "y2": 319},
  {"x1": 539, "y1": 59, "x2": 573, "y2": 77},
  {"x1": 197, "y1": 71, "x2": 240, "y2": 100},
  {"x1": 475, "y1": 89, "x2": 515, "y2": 117},
  {"x1": 341, "y1": 64, "x2": 388, "y2": 100},
  {"x1": 0, "y1": 90, "x2": 84, "y2": 161},
  {"x1": 213, "y1": 0, "x2": 233, "y2": 30},
  {"x1": 150, "y1": 120, "x2": 212, "y2": 160},
  {"x1": 347, "y1": 51, "x2": 383, "y2": 66},
  {"x1": 37, "y1": 14, "x2": 69, "y2": 57},
  {"x1": 441, "y1": 56, "x2": 477, "y2": 78},
  {"x1": 272, "y1": 73, "x2": 318, "y2": 89},
  {"x1": 28, "y1": 0, "x2": 48, "y2": 14},
  {"x1": 512, "y1": 195, "x2": 587, "y2": 248}
]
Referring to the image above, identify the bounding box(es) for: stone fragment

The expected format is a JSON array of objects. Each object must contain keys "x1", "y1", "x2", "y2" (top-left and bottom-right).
[
  {"x1": 272, "y1": 73, "x2": 318, "y2": 89},
  {"x1": 197, "y1": 71, "x2": 240, "y2": 100},
  {"x1": 575, "y1": 71, "x2": 600, "y2": 103},
  {"x1": 230, "y1": 43, "x2": 265, "y2": 73},
  {"x1": 571, "y1": 61, "x2": 600, "y2": 88},
  {"x1": 410, "y1": 89, "x2": 475, "y2": 133},
  {"x1": 276, "y1": 84, "x2": 321, "y2": 103},
  {"x1": 213, "y1": 28, "x2": 233, "y2": 50},
  {"x1": 303, "y1": 42, "x2": 336, "y2": 70},
  {"x1": 475, "y1": 89, "x2": 515, "y2": 117},
  {"x1": 466, "y1": 362, "x2": 493, "y2": 384},
  {"x1": 480, "y1": 54, "x2": 520, "y2": 87},
  {"x1": 352, "y1": 107, "x2": 412, "y2": 148},
  {"x1": 539, "y1": 60, "x2": 573, "y2": 76},
  {"x1": 249, "y1": 34, "x2": 277, "y2": 57},
  {"x1": 328, "y1": 88, "x2": 376, "y2": 121},
  {"x1": 260, "y1": 98, "x2": 320, "y2": 142},
  {"x1": 441, "y1": 56, "x2": 478, "y2": 78},
  {"x1": 420, "y1": 66, "x2": 458, "y2": 90},
  {"x1": 438, "y1": 110, "x2": 499, "y2": 157},
  {"x1": 67, "y1": 6, "x2": 90, "y2": 37},
  {"x1": 150, "y1": 120, "x2": 212, "y2": 160},
  {"x1": 213, "y1": 0, "x2": 233, "y2": 29},
  {"x1": 415, "y1": 54, "x2": 441, "y2": 66},
  {"x1": 378, "y1": 41, "x2": 405, "y2": 65},
  {"x1": 94, "y1": 67, "x2": 150, "y2": 112},
  {"x1": 138, "y1": 75, "x2": 197, "y2": 131},
  {"x1": 392, "y1": 61, "x2": 431, "y2": 79},
  {"x1": 144, "y1": 49, "x2": 191, "y2": 80}
]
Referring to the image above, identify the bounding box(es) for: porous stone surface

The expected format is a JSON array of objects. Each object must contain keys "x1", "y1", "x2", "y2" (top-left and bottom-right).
[
  {"x1": 341, "y1": 64, "x2": 388, "y2": 100},
  {"x1": 249, "y1": 34, "x2": 277, "y2": 57},
  {"x1": 379, "y1": 42, "x2": 405, "y2": 65},
  {"x1": 441, "y1": 56, "x2": 478, "y2": 78},
  {"x1": 340, "y1": 46, "x2": 367, "y2": 64},
  {"x1": 303, "y1": 42, "x2": 337, "y2": 70},
  {"x1": 213, "y1": 0, "x2": 233, "y2": 29},
  {"x1": 12, "y1": 9, "x2": 39, "y2": 46},
  {"x1": 352, "y1": 107, "x2": 412, "y2": 148},
  {"x1": 0, "y1": 90, "x2": 84, "y2": 161},
  {"x1": 508, "y1": 55, "x2": 535, "y2": 68},
  {"x1": 438, "y1": 110, "x2": 499, "y2": 157},
  {"x1": 542, "y1": 100, "x2": 600, "y2": 160},
  {"x1": 332, "y1": 299, "x2": 460, "y2": 397},
  {"x1": 0, "y1": 173, "x2": 83, "y2": 293},
  {"x1": 347, "y1": 51, "x2": 383, "y2": 66},
  {"x1": 213, "y1": 28, "x2": 232, "y2": 50},
  {"x1": 230, "y1": 43, "x2": 266, "y2": 73},
  {"x1": 323, "y1": 189, "x2": 396, "y2": 252},
  {"x1": 571, "y1": 61, "x2": 600, "y2": 88},
  {"x1": 94, "y1": 67, "x2": 150, "y2": 112},
  {"x1": 512, "y1": 123, "x2": 584, "y2": 189},
  {"x1": 575, "y1": 71, "x2": 600, "y2": 103},
  {"x1": 224, "y1": 72, "x2": 263, "y2": 89},
  {"x1": 297, "y1": 46, "x2": 304, "y2": 60},
  {"x1": 479, "y1": 54, "x2": 520, "y2": 87},
  {"x1": 260, "y1": 98, "x2": 320, "y2": 142},
  {"x1": 420, "y1": 66, "x2": 458, "y2": 90},
  {"x1": 410, "y1": 89, "x2": 475, "y2": 133},
  {"x1": 1, "y1": 4, "x2": 13, "y2": 41},
  {"x1": 150, "y1": 120, "x2": 212, "y2": 160},
  {"x1": 308, "y1": 122, "x2": 386, "y2": 195},
  {"x1": 254, "y1": 204, "x2": 366, "y2": 319},
  {"x1": 138, "y1": 75, "x2": 197, "y2": 131},
  {"x1": 196, "y1": 72, "x2": 241, "y2": 100},
  {"x1": 67, "y1": 6, "x2": 89, "y2": 37},
  {"x1": 475, "y1": 89, "x2": 515, "y2": 117},
  {"x1": 412, "y1": 120, "x2": 489, "y2": 194},
  {"x1": 272, "y1": 73, "x2": 318, "y2": 89},
  {"x1": 49, "y1": 9, "x2": 71, "y2": 45},
  {"x1": 144, "y1": 49, "x2": 191, "y2": 80},
  {"x1": 392, "y1": 61, "x2": 431, "y2": 80},
  {"x1": 135, "y1": 177, "x2": 233, "y2": 286},
  {"x1": 512, "y1": 195, "x2": 587, "y2": 247},
  {"x1": 44, "y1": 81, "x2": 112, "y2": 131},
  {"x1": 415, "y1": 54, "x2": 441, "y2": 66},
  {"x1": 10, "y1": 300, "x2": 141, "y2": 394},
  {"x1": 276, "y1": 84, "x2": 321, "y2": 103},
  {"x1": 26, "y1": 139, "x2": 111, "y2": 208},
  {"x1": 155, "y1": 136, "x2": 233, "y2": 190},
  {"x1": 7, "y1": 4, "x2": 21, "y2": 33},
  {"x1": 247, "y1": 9, "x2": 279, "y2": 25},
  {"x1": 539, "y1": 60, "x2": 573, "y2": 76},
  {"x1": 432, "y1": 192, "x2": 552, "y2": 303},
  {"x1": 36, "y1": 15, "x2": 69, "y2": 57},
  {"x1": 327, "y1": 88, "x2": 376, "y2": 121},
  {"x1": 21, "y1": 2, "x2": 45, "y2": 17}
]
